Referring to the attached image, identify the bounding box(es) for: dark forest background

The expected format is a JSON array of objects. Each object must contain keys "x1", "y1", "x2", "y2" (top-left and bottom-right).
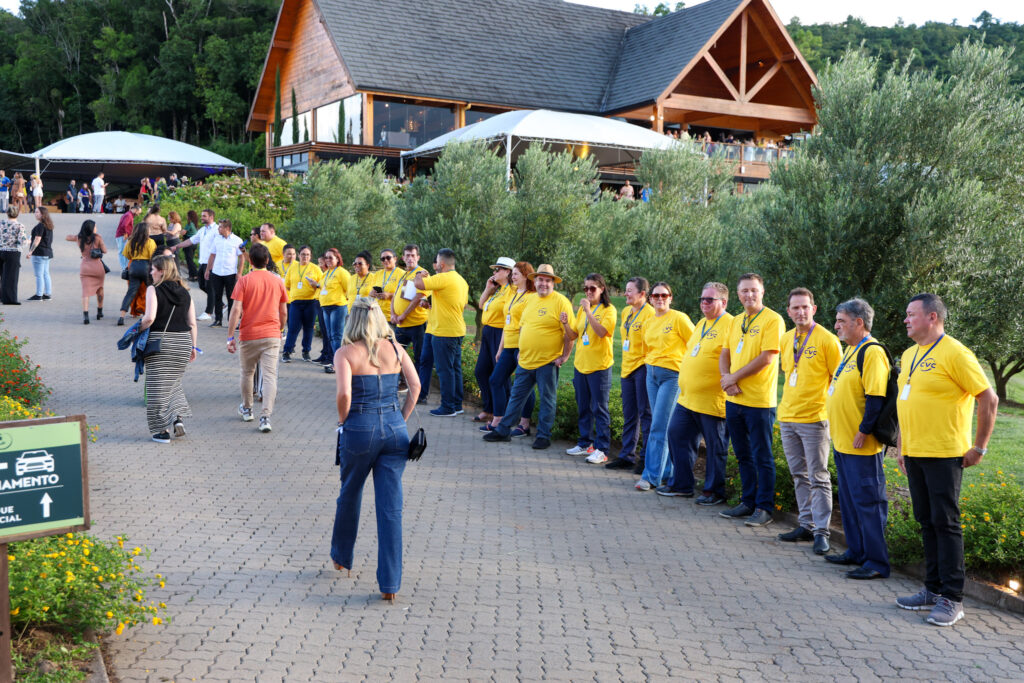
[{"x1": 0, "y1": 0, "x2": 1021, "y2": 167}]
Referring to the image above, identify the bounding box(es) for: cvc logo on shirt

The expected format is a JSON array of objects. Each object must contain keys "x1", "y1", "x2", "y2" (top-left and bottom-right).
[
  {"x1": 842, "y1": 362, "x2": 857, "y2": 374},
  {"x1": 663, "y1": 324, "x2": 673, "y2": 333},
  {"x1": 748, "y1": 325, "x2": 761, "y2": 336},
  {"x1": 802, "y1": 346, "x2": 818, "y2": 359},
  {"x1": 537, "y1": 308, "x2": 547, "y2": 317},
  {"x1": 919, "y1": 358, "x2": 937, "y2": 372}
]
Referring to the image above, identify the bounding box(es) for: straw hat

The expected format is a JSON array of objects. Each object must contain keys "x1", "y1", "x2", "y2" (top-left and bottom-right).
[
  {"x1": 528, "y1": 263, "x2": 562, "y2": 283},
  {"x1": 490, "y1": 256, "x2": 516, "y2": 270}
]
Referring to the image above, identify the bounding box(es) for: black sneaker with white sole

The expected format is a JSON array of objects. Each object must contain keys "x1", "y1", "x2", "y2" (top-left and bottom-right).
[{"x1": 151, "y1": 431, "x2": 171, "y2": 443}]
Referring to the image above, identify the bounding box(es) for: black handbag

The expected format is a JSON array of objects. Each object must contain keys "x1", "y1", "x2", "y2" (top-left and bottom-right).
[
  {"x1": 407, "y1": 424, "x2": 426, "y2": 461},
  {"x1": 89, "y1": 248, "x2": 103, "y2": 259},
  {"x1": 121, "y1": 267, "x2": 129, "y2": 281},
  {"x1": 100, "y1": 259, "x2": 111, "y2": 274},
  {"x1": 141, "y1": 305, "x2": 174, "y2": 358}
]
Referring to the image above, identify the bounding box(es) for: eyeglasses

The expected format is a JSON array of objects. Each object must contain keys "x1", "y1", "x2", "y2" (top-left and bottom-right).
[
  {"x1": 380, "y1": 255, "x2": 393, "y2": 262},
  {"x1": 583, "y1": 286, "x2": 599, "y2": 293},
  {"x1": 650, "y1": 293, "x2": 670, "y2": 300},
  {"x1": 699, "y1": 297, "x2": 722, "y2": 304}
]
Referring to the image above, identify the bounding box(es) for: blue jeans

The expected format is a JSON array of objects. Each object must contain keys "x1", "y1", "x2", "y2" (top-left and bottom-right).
[
  {"x1": 331, "y1": 407, "x2": 409, "y2": 593},
  {"x1": 474, "y1": 326, "x2": 503, "y2": 414},
  {"x1": 618, "y1": 365, "x2": 651, "y2": 462},
  {"x1": 725, "y1": 403, "x2": 777, "y2": 511},
  {"x1": 573, "y1": 367, "x2": 612, "y2": 452},
  {"x1": 490, "y1": 348, "x2": 535, "y2": 419},
  {"x1": 497, "y1": 362, "x2": 558, "y2": 440},
  {"x1": 321, "y1": 305, "x2": 348, "y2": 360},
  {"x1": 31, "y1": 255, "x2": 51, "y2": 296},
  {"x1": 284, "y1": 299, "x2": 318, "y2": 354},
  {"x1": 315, "y1": 305, "x2": 330, "y2": 359},
  {"x1": 417, "y1": 332, "x2": 434, "y2": 402},
  {"x1": 835, "y1": 450, "x2": 890, "y2": 576},
  {"x1": 641, "y1": 365, "x2": 678, "y2": 486},
  {"x1": 396, "y1": 324, "x2": 428, "y2": 401},
  {"x1": 431, "y1": 335, "x2": 463, "y2": 413},
  {"x1": 115, "y1": 236, "x2": 128, "y2": 270},
  {"x1": 667, "y1": 405, "x2": 728, "y2": 496}
]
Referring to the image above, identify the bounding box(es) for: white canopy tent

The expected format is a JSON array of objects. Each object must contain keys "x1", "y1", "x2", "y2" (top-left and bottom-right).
[
  {"x1": 0, "y1": 131, "x2": 243, "y2": 191},
  {"x1": 400, "y1": 109, "x2": 680, "y2": 179}
]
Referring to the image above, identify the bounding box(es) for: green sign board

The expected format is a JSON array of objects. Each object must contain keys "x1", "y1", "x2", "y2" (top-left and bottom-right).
[{"x1": 0, "y1": 416, "x2": 90, "y2": 543}]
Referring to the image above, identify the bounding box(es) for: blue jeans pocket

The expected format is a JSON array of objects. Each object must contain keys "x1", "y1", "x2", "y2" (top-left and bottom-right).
[{"x1": 336, "y1": 423, "x2": 375, "y2": 465}]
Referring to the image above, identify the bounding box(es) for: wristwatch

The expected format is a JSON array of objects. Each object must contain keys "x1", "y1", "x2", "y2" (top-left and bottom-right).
[{"x1": 971, "y1": 446, "x2": 988, "y2": 456}]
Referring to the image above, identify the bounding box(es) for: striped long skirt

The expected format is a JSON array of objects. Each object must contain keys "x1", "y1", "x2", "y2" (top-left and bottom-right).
[{"x1": 144, "y1": 330, "x2": 193, "y2": 435}]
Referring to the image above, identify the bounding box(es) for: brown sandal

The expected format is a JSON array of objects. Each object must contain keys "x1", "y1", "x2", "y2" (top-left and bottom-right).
[
  {"x1": 381, "y1": 593, "x2": 396, "y2": 604},
  {"x1": 332, "y1": 562, "x2": 351, "y2": 577}
]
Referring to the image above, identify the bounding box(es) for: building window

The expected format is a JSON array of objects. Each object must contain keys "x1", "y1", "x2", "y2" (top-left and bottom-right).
[
  {"x1": 465, "y1": 110, "x2": 496, "y2": 126},
  {"x1": 279, "y1": 111, "x2": 311, "y2": 147},
  {"x1": 373, "y1": 98, "x2": 456, "y2": 148},
  {"x1": 315, "y1": 94, "x2": 362, "y2": 144}
]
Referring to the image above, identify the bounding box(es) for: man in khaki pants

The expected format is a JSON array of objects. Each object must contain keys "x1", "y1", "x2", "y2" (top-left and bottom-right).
[{"x1": 226, "y1": 244, "x2": 288, "y2": 433}]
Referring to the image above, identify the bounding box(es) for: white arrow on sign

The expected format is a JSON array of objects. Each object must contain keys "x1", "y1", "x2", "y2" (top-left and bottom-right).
[{"x1": 40, "y1": 493, "x2": 53, "y2": 518}]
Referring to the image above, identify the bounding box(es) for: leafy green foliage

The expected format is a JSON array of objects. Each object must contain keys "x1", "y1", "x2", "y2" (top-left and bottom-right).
[
  {"x1": 0, "y1": 318, "x2": 50, "y2": 408},
  {"x1": 159, "y1": 176, "x2": 294, "y2": 238}
]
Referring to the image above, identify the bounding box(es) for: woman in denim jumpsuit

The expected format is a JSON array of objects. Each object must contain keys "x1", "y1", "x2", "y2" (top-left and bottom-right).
[{"x1": 331, "y1": 297, "x2": 421, "y2": 602}]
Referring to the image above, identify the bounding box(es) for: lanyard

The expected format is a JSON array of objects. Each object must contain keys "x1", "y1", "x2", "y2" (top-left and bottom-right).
[
  {"x1": 833, "y1": 335, "x2": 870, "y2": 382},
  {"x1": 908, "y1": 335, "x2": 944, "y2": 380},
  {"x1": 623, "y1": 304, "x2": 645, "y2": 334},
  {"x1": 582, "y1": 304, "x2": 602, "y2": 336},
  {"x1": 792, "y1": 322, "x2": 815, "y2": 366},
  {"x1": 397, "y1": 267, "x2": 420, "y2": 290},
  {"x1": 380, "y1": 267, "x2": 397, "y2": 290},
  {"x1": 297, "y1": 264, "x2": 309, "y2": 282},
  {"x1": 508, "y1": 288, "x2": 527, "y2": 313},
  {"x1": 486, "y1": 285, "x2": 505, "y2": 310},
  {"x1": 741, "y1": 307, "x2": 764, "y2": 334},
  {"x1": 355, "y1": 273, "x2": 370, "y2": 293},
  {"x1": 281, "y1": 261, "x2": 293, "y2": 280},
  {"x1": 323, "y1": 267, "x2": 338, "y2": 287},
  {"x1": 699, "y1": 314, "x2": 723, "y2": 341}
]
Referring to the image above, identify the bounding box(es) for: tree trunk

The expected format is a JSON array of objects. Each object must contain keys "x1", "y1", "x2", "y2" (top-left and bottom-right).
[
  {"x1": 473, "y1": 304, "x2": 483, "y2": 344},
  {"x1": 987, "y1": 357, "x2": 1024, "y2": 403}
]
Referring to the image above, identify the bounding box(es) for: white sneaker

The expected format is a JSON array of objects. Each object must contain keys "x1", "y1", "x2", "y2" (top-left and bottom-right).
[
  {"x1": 197, "y1": 312, "x2": 212, "y2": 321},
  {"x1": 238, "y1": 404, "x2": 254, "y2": 422},
  {"x1": 635, "y1": 479, "x2": 653, "y2": 491},
  {"x1": 565, "y1": 445, "x2": 592, "y2": 456},
  {"x1": 585, "y1": 449, "x2": 608, "y2": 464}
]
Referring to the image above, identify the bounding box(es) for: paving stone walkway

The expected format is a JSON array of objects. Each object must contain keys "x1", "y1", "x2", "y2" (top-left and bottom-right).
[{"x1": 5, "y1": 213, "x2": 1024, "y2": 682}]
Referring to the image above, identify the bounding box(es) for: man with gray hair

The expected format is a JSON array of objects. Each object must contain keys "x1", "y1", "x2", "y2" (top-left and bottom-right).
[
  {"x1": 824, "y1": 297, "x2": 891, "y2": 580},
  {"x1": 894, "y1": 293, "x2": 997, "y2": 626}
]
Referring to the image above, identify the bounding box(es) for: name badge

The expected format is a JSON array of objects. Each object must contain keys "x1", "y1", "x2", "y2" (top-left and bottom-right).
[
  {"x1": 582, "y1": 333, "x2": 590, "y2": 346},
  {"x1": 736, "y1": 340, "x2": 744, "y2": 354},
  {"x1": 900, "y1": 383, "x2": 911, "y2": 401},
  {"x1": 319, "y1": 289, "x2": 325, "y2": 297},
  {"x1": 690, "y1": 344, "x2": 700, "y2": 357},
  {"x1": 484, "y1": 300, "x2": 490, "y2": 312},
  {"x1": 402, "y1": 281, "x2": 416, "y2": 300},
  {"x1": 505, "y1": 314, "x2": 512, "y2": 325},
  {"x1": 622, "y1": 340, "x2": 630, "y2": 351},
  {"x1": 789, "y1": 371, "x2": 798, "y2": 387},
  {"x1": 297, "y1": 282, "x2": 303, "y2": 289},
  {"x1": 827, "y1": 382, "x2": 835, "y2": 396}
]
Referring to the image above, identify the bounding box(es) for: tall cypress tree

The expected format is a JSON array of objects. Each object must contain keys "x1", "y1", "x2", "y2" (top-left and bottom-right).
[
  {"x1": 337, "y1": 98, "x2": 345, "y2": 143},
  {"x1": 272, "y1": 66, "x2": 283, "y2": 147},
  {"x1": 291, "y1": 88, "x2": 299, "y2": 145}
]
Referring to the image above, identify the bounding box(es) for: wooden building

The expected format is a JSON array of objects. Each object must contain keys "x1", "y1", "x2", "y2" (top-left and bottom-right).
[{"x1": 246, "y1": 0, "x2": 817, "y2": 184}]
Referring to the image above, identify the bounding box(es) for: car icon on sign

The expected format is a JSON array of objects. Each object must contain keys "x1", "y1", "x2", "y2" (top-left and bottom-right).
[{"x1": 16, "y1": 450, "x2": 55, "y2": 476}]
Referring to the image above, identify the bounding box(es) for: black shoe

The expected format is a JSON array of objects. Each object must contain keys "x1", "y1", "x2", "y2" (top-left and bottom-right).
[
  {"x1": 813, "y1": 535, "x2": 830, "y2": 555},
  {"x1": 151, "y1": 431, "x2": 171, "y2": 444},
  {"x1": 281, "y1": 353, "x2": 292, "y2": 363},
  {"x1": 482, "y1": 431, "x2": 511, "y2": 443},
  {"x1": 116, "y1": 317, "x2": 125, "y2": 326},
  {"x1": 778, "y1": 527, "x2": 814, "y2": 542},
  {"x1": 825, "y1": 552, "x2": 858, "y2": 566},
  {"x1": 302, "y1": 352, "x2": 312, "y2": 362},
  {"x1": 695, "y1": 493, "x2": 726, "y2": 506},
  {"x1": 96, "y1": 309, "x2": 103, "y2": 320},
  {"x1": 42, "y1": 294, "x2": 51, "y2": 300},
  {"x1": 631, "y1": 457, "x2": 645, "y2": 475},
  {"x1": 3, "y1": 301, "x2": 19, "y2": 305},
  {"x1": 531, "y1": 437, "x2": 551, "y2": 450},
  {"x1": 209, "y1": 320, "x2": 223, "y2": 327},
  {"x1": 655, "y1": 485, "x2": 694, "y2": 497},
  {"x1": 324, "y1": 364, "x2": 335, "y2": 374},
  {"x1": 846, "y1": 567, "x2": 885, "y2": 580},
  {"x1": 27, "y1": 295, "x2": 42, "y2": 301},
  {"x1": 83, "y1": 312, "x2": 90, "y2": 324},
  {"x1": 604, "y1": 457, "x2": 634, "y2": 470}
]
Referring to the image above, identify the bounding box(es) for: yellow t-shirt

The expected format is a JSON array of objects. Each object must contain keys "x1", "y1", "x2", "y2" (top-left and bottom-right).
[
  {"x1": 263, "y1": 235, "x2": 287, "y2": 271},
  {"x1": 779, "y1": 324, "x2": 843, "y2": 423},
  {"x1": 348, "y1": 271, "x2": 375, "y2": 302},
  {"x1": 725, "y1": 307, "x2": 784, "y2": 408},
  {"x1": 678, "y1": 312, "x2": 733, "y2": 418},
  {"x1": 420, "y1": 270, "x2": 469, "y2": 337},
  {"x1": 897, "y1": 335, "x2": 990, "y2": 458},
  {"x1": 318, "y1": 267, "x2": 350, "y2": 307},
  {"x1": 392, "y1": 266, "x2": 429, "y2": 328},
  {"x1": 502, "y1": 289, "x2": 535, "y2": 349},
  {"x1": 518, "y1": 291, "x2": 574, "y2": 370},
  {"x1": 620, "y1": 304, "x2": 655, "y2": 378},
  {"x1": 643, "y1": 309, "x2": 694, "y2": 372},
  {"x1": 573, "y1": 303, "x2": 617, "y2": 374},
  {"x1": 481, "y1": 285, "x2": 512, "y2": 329},
  {"x1": 285, "y1": 262, "x2": 323, "y2": 301},
  {"x1": 122, "y1": 238, "x2": 156, "y2": 261},
  {"x1": 371, "y1": 266, "x2": 405, "y2": 318},
  {"x1": 826, "y1": 338, "x2": 889, "y2": 455},
  {"x1": 278, "y1": 261, "x2": 294, "y2": 303}
]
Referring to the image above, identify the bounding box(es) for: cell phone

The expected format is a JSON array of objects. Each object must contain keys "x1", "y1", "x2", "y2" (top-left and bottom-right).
[{"x1": 372, "y1": 286, "x2": 384, "y2": 294}]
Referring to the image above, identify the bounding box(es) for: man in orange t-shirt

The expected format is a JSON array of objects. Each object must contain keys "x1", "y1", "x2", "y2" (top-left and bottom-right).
[{"x1": 226, "y1": 244, "x2": 288, "y2": 433}]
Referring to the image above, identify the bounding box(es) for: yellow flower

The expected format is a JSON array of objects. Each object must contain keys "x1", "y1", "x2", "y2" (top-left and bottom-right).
[
  {"x1": 10, "y1": 608, "x2": 18, "y2": 616},
  {"x1": 41, "y1": 606, "x2": 49, "y2": 612},
  {"x1": 152, "y1": 617, "x2": 163, "y2": 625},
  {"x1": 106, "y1": 611, "x2": 114, "y2": 619},
  {"x1": 65, "y1": 532, "x2": 73, "y2": 538},
  {"x1": 159, "y1": 602, "x2": 166, "y2": 608},
  {"x1": 115, "y1": 622, "x2": 125, "y2": 635},
  {"x1": 159, "y1": 581, "x2": 165, "y2": 588},
  {"x1": 6, "y1": 555, "x2": 13, "y2": 561},
  {"x1": 83, "y1": 549, "x2": 89, "y2": 556}
]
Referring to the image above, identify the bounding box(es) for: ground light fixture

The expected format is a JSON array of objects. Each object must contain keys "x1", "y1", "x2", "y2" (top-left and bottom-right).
[{"x1": 1009, "y1": 579, "x2": 1021, "y2": 593}]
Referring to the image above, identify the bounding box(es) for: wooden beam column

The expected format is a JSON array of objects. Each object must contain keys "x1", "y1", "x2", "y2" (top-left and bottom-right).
[
  {"x1": 362, "y1": 93, "x2": 374, "y2": 146},
  {"x1": 739, "y1": 10, "x2": 748, "y2": 98},
  {"x1": 654, "y1": 103, "x2": 664, "y2": 133}
]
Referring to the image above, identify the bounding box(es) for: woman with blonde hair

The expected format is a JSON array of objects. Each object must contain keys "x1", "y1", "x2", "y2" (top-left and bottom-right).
[
  {"x1": 331, "y1": 297, "x2": 420, "y2": 603},
  {"x1": 139, "y1": 255, "x2": 197, "y2": 443}
]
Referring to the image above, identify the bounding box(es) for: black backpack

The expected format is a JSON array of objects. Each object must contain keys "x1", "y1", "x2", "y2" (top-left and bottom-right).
[{"x1": 856, "y1": 341, "x2": 899, "y2": 448}]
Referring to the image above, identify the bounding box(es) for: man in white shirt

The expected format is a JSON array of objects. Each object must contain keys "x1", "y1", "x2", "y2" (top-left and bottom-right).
[
  {"x1": 171, "y1": 208, "x2": 219, "y2": 320},
  {"x1": 205, "y1": 218, "x2": 243, "y2": 327},
  {"x1": 91, "y1": 173, "x2": 107, "y2": 214}
]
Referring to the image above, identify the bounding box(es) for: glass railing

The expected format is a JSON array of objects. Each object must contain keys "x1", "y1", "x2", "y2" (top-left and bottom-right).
[{"x1": 697, "y1": 142, "x2": 796, "y2": 163}]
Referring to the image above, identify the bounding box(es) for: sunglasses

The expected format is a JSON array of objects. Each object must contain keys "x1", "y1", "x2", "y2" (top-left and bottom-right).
[
  {"x1": 583, "y1": 285, "x2": 599, "y2": 293},
  {"x1": 381, "y1": 255, "x2": 394, "y2": 261},
  {"x1": 650, "y1": 293, "x2": 670, "y2": 300},
  {"x1": 699, "y1": 297, "x2": 722, "y2": 304}
]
